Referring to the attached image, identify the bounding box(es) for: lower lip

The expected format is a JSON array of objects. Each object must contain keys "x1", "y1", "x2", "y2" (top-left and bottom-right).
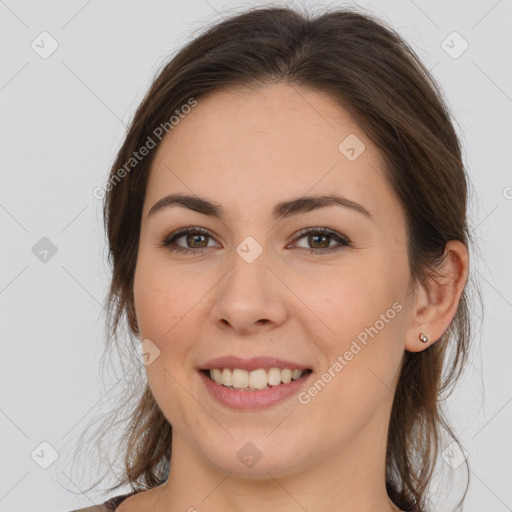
[{"x1": 199, "y1": 370, "x2": 312, "y2": 410}]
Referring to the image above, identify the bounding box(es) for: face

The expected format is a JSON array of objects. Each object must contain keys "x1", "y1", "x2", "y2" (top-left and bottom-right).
[{"x1": 133, "y1": 82, "x2": 415, "y2": 479}]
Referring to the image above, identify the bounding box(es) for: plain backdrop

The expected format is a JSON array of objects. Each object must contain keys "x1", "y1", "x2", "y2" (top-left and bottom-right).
[{"x1": 1, "y1": 0, "x2": 511, "y2": 511}]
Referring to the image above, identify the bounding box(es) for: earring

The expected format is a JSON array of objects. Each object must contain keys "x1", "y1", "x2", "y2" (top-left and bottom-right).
[{"x1": 418, "y1": 332, "x2": 429, "y2": 343}]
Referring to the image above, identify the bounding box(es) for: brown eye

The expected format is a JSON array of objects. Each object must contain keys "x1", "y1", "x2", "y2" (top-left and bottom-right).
[
  {"x1": 162, "y1": 227, "x2": 218, "y2": 254},
  {"x1": 292, "y1": 227, "x2": 350, "y2": 254},
  {"x1": 307, "y1": 233, "x2": 330, "y2": 249},
  {"x1": 184, "y1": 233, "x2": 209, "y2": 248},
  {"x1": 161, "y1": 226, "x2": 350, "y2": 255}
]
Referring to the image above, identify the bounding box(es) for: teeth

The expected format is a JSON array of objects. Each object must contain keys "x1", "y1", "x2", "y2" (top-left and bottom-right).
[{"x1": 208, "y1": 367, "x2": 307, "y2": 390}]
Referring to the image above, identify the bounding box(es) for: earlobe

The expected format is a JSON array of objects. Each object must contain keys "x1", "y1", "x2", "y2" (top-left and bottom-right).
[{"x1": 405, "y1": 240, "x2": 469, "y2": 353}]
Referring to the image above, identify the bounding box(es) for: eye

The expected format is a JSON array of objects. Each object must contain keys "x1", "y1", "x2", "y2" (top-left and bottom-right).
[
  {"x1": 160, "y1": 226, "x2": 351, "y2": 255},
  {"x1": 289, "y1": 227, "x2": 351, "y2": 254},
  {"x1": 160, "y1": 227, "x2": 218, "y2": 254}
]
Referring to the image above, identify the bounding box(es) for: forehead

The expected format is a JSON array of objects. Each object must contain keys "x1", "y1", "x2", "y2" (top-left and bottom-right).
[{"x1": 144, "y1": 82, "x2": 399, "y2": 224}]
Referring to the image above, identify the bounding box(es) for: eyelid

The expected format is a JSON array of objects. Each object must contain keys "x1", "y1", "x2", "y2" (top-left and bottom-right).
[
  {"x1": 288, "y1": 227, "x2": 351, "y2": 247},
  {"x1": 161, "y1": 226, "x2": 218, "y2": 248}
]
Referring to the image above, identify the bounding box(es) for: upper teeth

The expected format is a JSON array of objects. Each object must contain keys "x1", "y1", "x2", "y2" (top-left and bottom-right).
[{"x1": 209, "y1": 368, "x2": 305, "y2": 390}]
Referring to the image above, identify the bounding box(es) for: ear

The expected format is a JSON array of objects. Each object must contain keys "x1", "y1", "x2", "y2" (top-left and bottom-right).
[{"x1": 405, "y1": 240, "x2": 469, "y2": 353}]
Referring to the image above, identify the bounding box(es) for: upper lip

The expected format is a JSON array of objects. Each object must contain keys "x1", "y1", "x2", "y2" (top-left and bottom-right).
[{"x1": 198, "y1": 356, "x2": 311, "y2": 372}]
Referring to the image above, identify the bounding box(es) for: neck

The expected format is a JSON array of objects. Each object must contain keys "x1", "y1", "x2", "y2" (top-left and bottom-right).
[{"x1": 151, "y1": 393, "x2": 401, "y2": 512}]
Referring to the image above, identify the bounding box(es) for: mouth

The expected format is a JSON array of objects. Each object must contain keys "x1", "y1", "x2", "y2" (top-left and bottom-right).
[{"x1": 199, "y1": 367, "x2": 313, "y2": 391}]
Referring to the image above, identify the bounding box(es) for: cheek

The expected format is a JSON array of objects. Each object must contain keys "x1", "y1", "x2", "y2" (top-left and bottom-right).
[
  {"x1": 133, "y1": 253, "x2": 202, "y2": 342},
  {"x1": 133, "y1": 255, "x2": 213, "y2": 393},
  {"x1": 295, "y1": 259, "x2": 407, "y2": 405},
  {"x1": 297, "y1": 304, "x2": 405, "y2": 448},
  {"x1": 294, "y1": 258, "x2": 406, "y2": 339},
  {"x1": 133, "y1": 260, "x2": 205, "y2": 427}
]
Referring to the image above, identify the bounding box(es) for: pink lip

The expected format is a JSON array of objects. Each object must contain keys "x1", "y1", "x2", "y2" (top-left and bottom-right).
[
  {"x1": 199, "y1": 370, "x2": 313, "y2": 410},
  {"x1": 199, "y1": 355, "x2": 311, "y2": 371}
]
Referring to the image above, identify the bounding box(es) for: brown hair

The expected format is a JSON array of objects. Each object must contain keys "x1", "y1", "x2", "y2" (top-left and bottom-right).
[{"x1": 74, "y1": 5, "x2": 477, "y2": 511}]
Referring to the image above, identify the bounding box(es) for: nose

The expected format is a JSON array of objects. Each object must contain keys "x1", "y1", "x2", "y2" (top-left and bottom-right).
[{"x1": 211, "y1": 245, "x2": 288, "y2": 335}]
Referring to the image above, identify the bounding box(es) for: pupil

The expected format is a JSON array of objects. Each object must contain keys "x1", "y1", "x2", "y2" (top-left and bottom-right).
[
  {"x1": 311, "y1": 234, "x2": 329, "y2": 248},
  {"x1": 189, "y1": 234, "x2": 207, "y2": 247}
]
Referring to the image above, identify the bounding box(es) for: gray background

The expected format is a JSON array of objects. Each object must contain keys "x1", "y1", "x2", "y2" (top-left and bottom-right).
[{"x1": 1, "y1": 0, "x2": 511, "y2": 510}]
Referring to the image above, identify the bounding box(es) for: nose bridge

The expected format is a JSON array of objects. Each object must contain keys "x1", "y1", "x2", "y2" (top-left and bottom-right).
[
  {"x1": 212, "y1": 235, "x2": 286, "y2": 331},
  {"x1": 224, "y1": 236, "x2": 269, "y2": 302}
]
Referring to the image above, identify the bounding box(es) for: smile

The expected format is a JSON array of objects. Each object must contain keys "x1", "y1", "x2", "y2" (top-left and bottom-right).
[
  {"x1": 199, "y1": 368, "x2": 313, "y2": 409},
  {"x1": 206, "y1": 367, "x2": 312, "y2": 390}
]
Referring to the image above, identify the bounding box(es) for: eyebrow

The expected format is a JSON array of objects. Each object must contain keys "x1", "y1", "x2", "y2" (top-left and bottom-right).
[{"x1": 148, "y1": 193, "x2": 372, "y2": 221}]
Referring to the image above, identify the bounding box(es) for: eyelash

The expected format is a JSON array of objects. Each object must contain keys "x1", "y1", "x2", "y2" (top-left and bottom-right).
[{"x1": 160, "y1": 226, "x2": 351, "y2": 255}]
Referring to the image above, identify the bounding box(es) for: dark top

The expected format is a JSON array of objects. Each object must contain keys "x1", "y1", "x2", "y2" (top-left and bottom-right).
[
  {"x1": 70, "y1": 491, "x2": 140, "y2": 512},
  {"x1": 73, "y1": 491, "x2": 422, "y2": 511},
  {"x1": 103, "y1": 491, "x2": 140, "y2": 511}
]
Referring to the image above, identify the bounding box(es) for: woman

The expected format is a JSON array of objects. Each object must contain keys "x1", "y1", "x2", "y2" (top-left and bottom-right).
[{"x1": 71, "y1": 5, "x2": 474, "y2": 512}]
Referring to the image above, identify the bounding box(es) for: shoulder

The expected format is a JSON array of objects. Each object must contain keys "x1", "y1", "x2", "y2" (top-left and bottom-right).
[
  {"x1": 115, "y1": 486, "x2": 166, "y2": 511},
  {"x1": 67, "y1": 490, "x2": 139, "y2": 512},
  {"x1": 67, "y1": 485, "x2": 164, "y2": 512},
  {"x1": 68, "y1": 506, "x2": 108, "y2": 512}
]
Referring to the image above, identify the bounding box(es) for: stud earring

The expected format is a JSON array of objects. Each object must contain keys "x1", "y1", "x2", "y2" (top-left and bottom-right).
[{"x1": 418, "y1": 332, "x2": 429, "y2": 343}]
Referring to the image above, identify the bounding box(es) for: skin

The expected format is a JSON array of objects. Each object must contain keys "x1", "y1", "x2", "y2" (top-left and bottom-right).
[{"x1": 119, "y1": 82, "x2": 468, "y2": 512}]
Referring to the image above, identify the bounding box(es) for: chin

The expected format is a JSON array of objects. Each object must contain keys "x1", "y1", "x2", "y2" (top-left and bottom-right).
[{"x1": 202, "y1": 439, "x2": 310, "y2": 479}]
